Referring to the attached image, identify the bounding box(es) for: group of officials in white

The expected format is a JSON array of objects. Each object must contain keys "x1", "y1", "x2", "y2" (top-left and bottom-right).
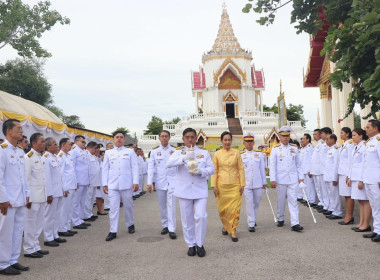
[{"x1": 1, "y1": 118, "x2": 380, "y2": 276}]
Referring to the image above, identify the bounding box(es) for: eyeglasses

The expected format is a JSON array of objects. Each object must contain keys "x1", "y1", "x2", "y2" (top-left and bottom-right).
[
  {"x1": 160, "y1": 135, "x2": 170, "y2": 138},
  {"x1": 184, "y1": 136, "x2": 196, "y2": 140}
]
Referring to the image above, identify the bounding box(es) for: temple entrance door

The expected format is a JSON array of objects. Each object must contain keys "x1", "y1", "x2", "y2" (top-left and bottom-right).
[{"x1": 226, "y1": 103, "x2": 235, "y2": 118}]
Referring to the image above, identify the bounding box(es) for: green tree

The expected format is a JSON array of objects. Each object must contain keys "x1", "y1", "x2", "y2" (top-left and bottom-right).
[
  {"x1": 243, "y1": 0, "x2": 380, "y2": 119},
  {"x1": 144, "y1": 116, "x2": 163, "y2": 135},
  {"x1": 112, "y1": 127, "x2": 131, "y2": 137},
  {"x1": 263, "y1": 103, "x2": 307, "y2": 127},
  {"x1": 164, "y1": 117, "x2": 181, "y2": 124},
  {"x1": 354, "y1": 111, "x2": 361, "y2": 129},
  {"x1": 62, "y1": 115, "x2": 84, "y2": 128},
  {"x1": 0, "y1": 58, "x2": 53, "y2": 106},
  {"x1": 0, "y1": 0, "x2": 70, "y2": 58}
]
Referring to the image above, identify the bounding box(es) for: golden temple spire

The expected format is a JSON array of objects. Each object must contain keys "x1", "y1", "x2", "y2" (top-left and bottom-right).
[
  {"x1": 211, "y1": 4, "x2": 243, "y2": 53},
  {"x1": 317, "y1": 109, "x2": 321, "y2": 129}
]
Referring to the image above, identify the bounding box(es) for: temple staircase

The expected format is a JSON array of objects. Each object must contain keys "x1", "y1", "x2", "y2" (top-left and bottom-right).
[{"x1": 227, "y1": 118, "x2": 243, "y2": 136}]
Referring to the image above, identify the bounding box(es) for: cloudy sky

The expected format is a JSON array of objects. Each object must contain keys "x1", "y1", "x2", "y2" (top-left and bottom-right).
[{"x1": 1, "y1": 0, "x2": 321, "y2": 136}]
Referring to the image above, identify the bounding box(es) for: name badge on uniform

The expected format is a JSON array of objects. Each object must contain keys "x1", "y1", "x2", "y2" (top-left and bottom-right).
[{"x1": 290, "y1": 148, "x2": 295, "y2": 153}]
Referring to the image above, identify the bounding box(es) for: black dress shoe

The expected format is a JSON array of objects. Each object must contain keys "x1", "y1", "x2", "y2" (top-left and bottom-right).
[
  {"x1": 351, "y1": 227, "x2": 359, "y2": 231},
  {"x1": 323, "y1": 211, "x2": 333, "y2": 215},
  {"x1": 291, "y1": 224, "x2": 304, "y2": 232},
  {"x1": 36, "y1": 250, "x2": 49, "y2": 255},
  {"x1": 161, "y1": 227, "x2": 169, "y2": 235},
  {"x1": 248, "y1": 227, "x2": 255, "y2": 232},
  {"x1": 82, "y1": 223, "x2": 91, "y2": 227},
  {"x1": 297, "y1": 198, "x2": 303, "y2": 202},
  {"x1": 363, "y1": 232, "x2": 377, "y2": 238},
  {"x1": 371, "y1": 234, "x2": 380, "y2": 242},
  {"x1": 58, "y1": 231, "x2": 74, "y2": 237},
  {"x1": 24, "y1": 252, "x2": 43, "y2": 258},
  {"x1": 0, "y1": 266, "x2": 20, "y2": 275},
  {"x1": 354, "y1": 226, "x2": 372, "y2": 232},
  {"x1": 325, "y1": 215, "x2": 333, "y2": 219},
  {"x1": 277, "y1": 221, "x2": 284, "y2": 227},
  {"x1": 222, "y1": 229, "x2": 228, "y2": 235},
  {"x1": 187, "y1": 246, "x2": 196, "y2": 256},
  {"x1": 231, "y1": 236, "x2": 238, "y2": 242},
  {"x1": 97, "y1": 211, "x2": 108, "y2": 215},
  {"x1": 54, "y1": 237, "x2": 67, "y2": 243},
  {"x1": 83, "y1": 218, "x2": 95, "y2": 222},
  {"x1": 317, "y1": 209, "x2": 327, "y2": 213},
  {"x1": 133, "y1": 197, "x2": 136, "y2": 200},
  {"x1": 11, "y1": 263, "x2": 29, "y2": 271},
  {"x1": 128, "y1": 225, "x2": 135, "y2": 234},
  {"x1": 169, "y1": 232, "x2": 177, "y2": 239},
  {"x1": 91, "y1": 215, "x2": 98, "y2": 219},
  {"x1": 315, "y1": 205, "x2": 324, "y2": 210},
  {"x1": 105, "y1": 232, "x2": 117, "y2": 241},
  {"x1": 104, "y1": 208, "x2": 110, "y2": 211},
  {"x1": 73, "y1": 224, "x2": 87, "y2": 229},
  {"x1": 338, "y1": 218, "x2": 354, "y2": 225},
  {"x1": 68, "y1": 230, "x2": 78, "y2": 234},
  {"x1": 196, "y1": 246, "x2": 206, "y2": 257},
  {"x1": 328, "y1": 215, "x2": 342, "y2": 220},
  {"x1": 309, "y1": 203, "x2": 318, "y2": 207},
  {"x1": 44, "y1": 240, "x2": 59, "y2": 247}
]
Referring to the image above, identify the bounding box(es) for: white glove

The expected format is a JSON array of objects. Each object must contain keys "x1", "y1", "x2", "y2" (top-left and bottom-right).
[
  {"x1": 188, "y1": 168, "x2": 202, "y2": 176},
  {"x1": 299, "y1": 182, "x2": 306, "y2": 189},
  {"x1": 182, "y1": 151, "x2": 194, "y2": 162}
]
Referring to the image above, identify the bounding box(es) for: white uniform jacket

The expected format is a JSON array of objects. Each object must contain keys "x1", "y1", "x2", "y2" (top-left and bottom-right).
[
  {"x1": 25, "y1": 149, "x2": 46, "y2": 203},
  {"x1": 362, "y1": 134, "x2": 380, "y2": 184},
  {"x1": 89, "y1": 153, "x2": 101, "y2": 187},
  {"x1": 102, "y1": 146, "x2": 139, "y2": 190},
  {"x1": 269, "y1": 143, "x2": 303, "y2": 184},
  {"x1": 241, "y1": 149, "x2": 266, "y2": 189},
  {"x1": 42, "y1": 151, "x2": 64, "y2": 198},
  {"x1": 147, "y1": 145, "x2": 177, "y2": 190},
  {"x1": 57, "y1": 150, "x2": 77, "y2": 191},
  {"x1": 348, "y1": 141, "x2": 365, "y2": 181},
  {"x1": 0, "y1": 140, "x2": 29, "y2": 207},
  {"x1": 338, "y1": 140, "x2": 354, "y2": 176},
  {"x1": 310, "y1": 139, "x2": 325, "y2": 175},
  {"x1": 300, "y1": 144, "x2": 313, "y2": 175},
  {"x1": 323, "y1": 144, "x2": 339, "y2": 182},
  {"x1": 166, "y1": 146, "x2": 214, "y2": 199},
  {"x1": 71, "y1": 145, "x2": 90, "y2": 185}
]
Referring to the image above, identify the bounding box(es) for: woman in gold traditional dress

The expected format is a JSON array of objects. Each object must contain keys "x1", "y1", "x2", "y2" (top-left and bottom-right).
[{"x1": 211, "y1": 131, "x2": 245, "y2": 242}]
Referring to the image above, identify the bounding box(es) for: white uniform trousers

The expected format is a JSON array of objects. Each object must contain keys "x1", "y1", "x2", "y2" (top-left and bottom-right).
[
  {"x1": 44, "y1": 196, "x2": 63, "y2": 241},
  {"x1": 103, "y1": 192, "x2": 110, "y2": 209},
  {"x1": 325, "y1": 181, "x2": 342, "y2": 216},
  {"x1": 178, "y1": 198, "x2": 207, "y2": 248},
  {"x1": 304, "y1": 175, "x2": 317, "y2": 204},
  {"x1": 108, "y1": 189, "x2": 134, "y2": 233},
  {"x1": 295, "y1": 183, "x2": 304, "y2": 199},
  {"x1": 312, "y1": 175, "x2": 324, "y2": 207},
  {"x1": 84, "y1": 186, "x2": 97, "y2": 219},
  {"x1": 244, "y1": 188, "x2": 263, "y2": 227},
  {"x1": 365, "y1": 183, "x2": 380, "y2": 234},
  {"x1": 24, "y1": 202, "x2": 46, "y2": 254},
  {"x1": 0, "y1": 206, "x2": 25, "y2": 270},
  {"x1": 59, "y1": 190, "x2": 76, "y2": 232},
  {"x1": 72, "y1": 184, "x2": 88, "y2": 226},
  {"x1": 320, "y1": 180, "x2": 330, "y2": 210},
  {"x1": 276, "y1": 184, "x2": 300, "y2": 226},
  {"x1": 156, "y1": 189, "x2": 177, "y2": 232},
  {"x1": 138, "y1": 175, "x2": 145, "y2": 193}
]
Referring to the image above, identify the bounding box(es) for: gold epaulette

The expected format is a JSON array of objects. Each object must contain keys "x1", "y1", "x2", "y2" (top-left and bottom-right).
[
  {"x1": 364, "y1": 138, "x2": 370, "y2": 145},
  {"x1": 176, "y1": 146, "x2": 184, "y2": 150},
  {"x1": 253, "y1": 148, "x2": 261, "y2": 153},
  {"x1": 349, "y1": 140, "x2": 354, "y2": 144},
  {"x1": 377, "y1": 136, "x2": 380, "y2": 141},
  {"x1": 17, "y1": 145, "x2": 23, "y2": 149},
  {"x1": 27, "y1": 151, "x2": 34, "y2": 158},
  {"x1": 274, "y1": 144, "x2": 281, "y2": 148},
  {"x1": 44, "y1": 153, "x2": 49, "y2": 157},
  {"x1": 59, "y1": 152, "x2": 63, "y2": 157},
  {"x1": 152, "y1": 145, "x2": 159, "y2": 150},
  {"x1": 290, "y1": 143, "x2": 298, "y2": 147},
  {"x1": 334, "y1": 146, "x2": 339, "y2": 149},
  {"x1": 0, "y1": 143, "x2": 8, "y2": 148},
  {"x1": 71, "y1": 145, "x2": 76, "y2": 149},
  {"x1": 170, "y1": 144, "x2": 176, "y2": 148}
]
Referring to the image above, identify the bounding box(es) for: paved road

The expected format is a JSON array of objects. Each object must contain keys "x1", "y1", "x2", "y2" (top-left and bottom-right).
[{"x1": 8, "y1": 189, "x2": 378, "y2": 280}]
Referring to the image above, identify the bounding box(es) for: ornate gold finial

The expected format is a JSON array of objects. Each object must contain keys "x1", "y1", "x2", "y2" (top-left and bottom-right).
[
  {"x1": 280, "y1": 79, "x2": 283, "y2": 94},
  {"x1": 317, "y1": 109, "x2": 321, "y2": 129}
]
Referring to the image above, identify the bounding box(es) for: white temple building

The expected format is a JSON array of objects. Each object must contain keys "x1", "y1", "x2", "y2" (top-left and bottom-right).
[{"x1": 139, "y1": 7, "x2": 305, "y2": 154}]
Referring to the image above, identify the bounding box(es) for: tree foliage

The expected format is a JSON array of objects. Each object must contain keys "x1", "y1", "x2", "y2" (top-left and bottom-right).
[
  {"x1": 164, "y1": 117, "x2": 181, "y2": 124},
  {"x1": 243, "y1": 0, "x2": 380, "y2": 119},
  {"x1": 144, "y1": 116, "x2": 163, "y2": 135},
  {"x1": 0, "y1": 0, "x2": 70, "y2": 58},
  {"x1": 263, "y1": 103, "x2": 307, "y2": 127}
]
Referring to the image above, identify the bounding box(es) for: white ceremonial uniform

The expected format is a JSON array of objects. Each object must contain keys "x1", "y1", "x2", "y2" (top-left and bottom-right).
[
  {"x1": 241, "y1": 149, "x2": 266, "y2": 228},
  {"x1": 57, "y1": 150, "x2": 77, "y2": 233},
  {"x1": 96, "y1": 157, "x2": 104, "y2": 199},
  {"x1": 102, "y1": 146, "x2": 139, "y2": 233},
  {"x1": 42, "y1": 151, "x2": 64, "y2": 242},
  {"x1": 348, "y1": 141, "x2": 367, "y2": 200},
  {"x1": 135, "y1": 155, "x2": 145, "y2": 195},
  {"x1": 300, "y1": 143, "x2": 317, "y2": 203},
  {"x1": 338, "y1": 139, "x2": 354, "y2": 197},
  {"x1": 323, "y1": 144, "x2": 341, "y2": 216},
  {"x1": 84, "y1": 153, "x2": 101, "y2": 219},
  {"x1": 166, "y1": 146, "x2": 215, "y2": 248},
  {"x1": 23, "y1": 149, "x2": 47, "y2": 254},
  {"x1": 362, "y1": 134, "x2": 380, "y2": 235},
  {"x1": 269, "y1": 143, "x2": 303, "y2": 226},
  {"x1": 71, "y1": 145, "x2": 90, "y2": 226},
  {"x1": 147, "y1": 145, "x2": 177, "y2": 232},
  {"x1": 311, "y1": 139, "x2": 329, "y2": 209},
  {"x1": 0, "y1": 141, "x2": 29, "y2": 270}
]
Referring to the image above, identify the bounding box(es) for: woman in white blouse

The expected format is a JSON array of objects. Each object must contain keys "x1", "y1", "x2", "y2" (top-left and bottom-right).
[{"x1": 347, "y1": 128, "x2": 372, "y2": 232}]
